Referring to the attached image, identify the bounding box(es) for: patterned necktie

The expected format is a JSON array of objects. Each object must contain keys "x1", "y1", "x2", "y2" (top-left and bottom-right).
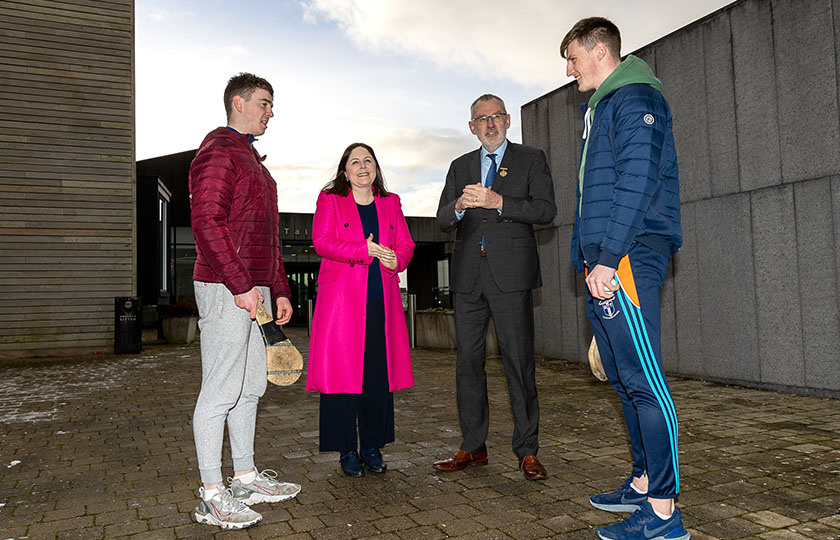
[
  {"x1": 481, "y1": 153, "x2": 497, "y2": 253},
  {"x1": 485, "y1": 153, "x2": 497, "y2": 188}
]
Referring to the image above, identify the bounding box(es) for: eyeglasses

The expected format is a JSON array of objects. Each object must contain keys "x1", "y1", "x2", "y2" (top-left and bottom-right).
[{"x1": 471, "y1": 113, "x2": 507, "y2": 125}]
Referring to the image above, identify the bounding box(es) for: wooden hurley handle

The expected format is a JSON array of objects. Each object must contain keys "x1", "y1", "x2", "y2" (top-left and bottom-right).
[{"x1": 255, "y1": 302, "x2": 273, "y2": 325}]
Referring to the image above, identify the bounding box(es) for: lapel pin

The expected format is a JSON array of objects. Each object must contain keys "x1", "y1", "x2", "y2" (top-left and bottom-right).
[{"x1": 499, "y1": 167, "x2": 508, "y2": 177}]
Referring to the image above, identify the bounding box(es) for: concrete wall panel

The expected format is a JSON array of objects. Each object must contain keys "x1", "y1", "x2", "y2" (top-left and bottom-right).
[
  {"x1": 526, "y1": 98, "x2": 552, "y2": 169},
  {"x1": 521, "y1": 102, "x2": 538, "y2": 155},
  {"x1": 547, "y1": 90, "x2": 585, "y2": 229},
  {"x1": 534, "y1": 227, "x2": 562, "y2": 358},
  {"x1": 575, "y1": 272, "x2": 592, "y2": 363},
  {"x1": 557, "y1": 224, "x2": 581, "y2": 361},
  {"x1": 730, "y1": 0, "x2": 782, "y2": 191},
  {"x1": 656, "y1": 25, "x2": 711, "y2": 203},
  {"x1": 634, "y1": 47, "x2": 656, "y2": 74},
  {"x1": 751, "y1": 185, "x2": 804, "y2": 387},
  {"x1": 673, "y1": 203, "x2": 704, "y2": 376},
  {"x1": 696, "y1": 194, "x2": 759, "y2": 382},
  {"x1": 773, "y1": 0, "x2": 840, "y2": 182},
  {"x1": 702, "y1": 12, "x2": 740, "y2": 197},
  {"x1": 795, "y1": 178, "x2": 840, "y2": 390},
  {"x1": 660, "y1": 263, "x2": 679, "y2": 373}
]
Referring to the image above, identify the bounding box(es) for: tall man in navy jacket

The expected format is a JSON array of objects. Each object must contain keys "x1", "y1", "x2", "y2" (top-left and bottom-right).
[
  {"x1": 561, "y1": 18, "x2": 687, "y2": 540},
  {"x1": 433, "y1": 94, "x2": 556, "y2": 480}
]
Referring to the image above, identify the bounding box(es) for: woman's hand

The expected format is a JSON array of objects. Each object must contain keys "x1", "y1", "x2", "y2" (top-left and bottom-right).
[
  {"x1": 379, "y1": 248, "x2": 397, "y2": 270},
  {"x1": 366, "y1": 233, "x2": 381, "y2": 258},
  {"x1": 367, "y1": 234, "x2": 398, "y2": 270}
]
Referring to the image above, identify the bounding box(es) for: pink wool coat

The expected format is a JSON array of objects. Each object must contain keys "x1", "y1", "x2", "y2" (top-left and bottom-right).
[{"x1": 306, "y1": 190, "x2": 415, "y2": 394}]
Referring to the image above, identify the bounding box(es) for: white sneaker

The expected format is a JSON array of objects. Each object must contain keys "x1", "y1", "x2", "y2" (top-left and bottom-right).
[
  {"x1": 230, "y1": 469, "x2": 301, "y2": 505},
  {"x1": 194, "y1": 487, "x2": 262, "y2": 529}
]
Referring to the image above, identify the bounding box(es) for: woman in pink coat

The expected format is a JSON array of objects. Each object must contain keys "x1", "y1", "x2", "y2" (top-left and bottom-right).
[{"x1": 307, "y1": 142, "x2": 415, "y2": 477}]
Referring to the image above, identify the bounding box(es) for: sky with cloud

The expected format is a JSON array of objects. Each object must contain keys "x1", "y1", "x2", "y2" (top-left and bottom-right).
[{"x1": 136, "y1": 0, "x2": 734, "y2": 216}]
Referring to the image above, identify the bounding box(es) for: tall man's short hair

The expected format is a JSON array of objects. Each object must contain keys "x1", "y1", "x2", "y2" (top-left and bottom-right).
[
  {"x1": 560, "y1": 17, "x2": 621, "y2": 61},
  {"x1": 223, "y1": 73, "x2": 274, "y2": 121}
]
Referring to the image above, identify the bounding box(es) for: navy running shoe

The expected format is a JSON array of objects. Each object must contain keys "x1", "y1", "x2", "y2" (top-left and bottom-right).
[
  {"x1": 590, "y1": 477, "x2": 647, "y2": 513},
  {"x1": 596, "y1": 501, "x2": 689, "y2": 540}
]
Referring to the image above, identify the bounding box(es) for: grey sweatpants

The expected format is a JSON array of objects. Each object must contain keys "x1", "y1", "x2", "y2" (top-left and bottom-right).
[{"x1": 193, "y1": 281, "x2": 269, "y2": 484}]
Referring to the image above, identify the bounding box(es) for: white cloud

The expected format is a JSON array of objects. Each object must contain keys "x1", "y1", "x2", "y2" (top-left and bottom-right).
[
  {"x1": 137, "y1": 5, "x2": 196, "y2": 24},
  {"x1": 298, "y1": 0, "x2": 735, "y2": 90},
  {"x1": 300, "y1": 0, "x2": 569, "y2": 89},
  {"x1": 398, "y1": 181, "x2": 447, "y2": 217}
]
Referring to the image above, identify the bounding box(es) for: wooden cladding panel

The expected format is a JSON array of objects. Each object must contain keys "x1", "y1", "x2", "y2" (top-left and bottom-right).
[{"x1": 0, "y1": 0, "x2": 135, "y2": 354}]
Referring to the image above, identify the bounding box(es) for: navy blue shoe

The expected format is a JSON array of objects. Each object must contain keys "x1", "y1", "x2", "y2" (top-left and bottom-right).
[
  {"x1": 590, "y1": 477, "x2": 647, "y2": 513},
  {"x1": 360, "y1": 448, "x2": 387, "y2": 473},
  {"x1": 339, "y1": 451, "x2": 364, "y2": 477},
  {"x1": 596, "y1": 501, "x2": 689, "y2": 540}
]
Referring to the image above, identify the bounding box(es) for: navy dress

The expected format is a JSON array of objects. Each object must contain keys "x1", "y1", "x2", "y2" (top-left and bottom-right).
[{"x1": 319, "y1": 201, "x2": 395, "y2": 452}]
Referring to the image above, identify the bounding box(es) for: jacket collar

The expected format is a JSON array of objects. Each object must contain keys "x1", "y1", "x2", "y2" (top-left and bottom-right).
[{"x1": 206, "y1": 126, "x2": 267, "y2": 161}]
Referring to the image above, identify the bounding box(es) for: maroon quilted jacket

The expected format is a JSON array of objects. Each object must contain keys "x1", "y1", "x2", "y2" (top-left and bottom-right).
[{"x1": 190, "y1": 127, "x2": 291, "y2": 303}]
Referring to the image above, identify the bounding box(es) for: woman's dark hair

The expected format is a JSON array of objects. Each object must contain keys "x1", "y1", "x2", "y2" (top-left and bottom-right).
[{"x1": 323, "y1": 142, "x2": 390, "y2": 197}]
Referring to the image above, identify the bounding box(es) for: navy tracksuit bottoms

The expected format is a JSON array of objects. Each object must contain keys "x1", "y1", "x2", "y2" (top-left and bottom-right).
[{"x1": 586, "y1": 243, "x2": 680, "y2": 499}]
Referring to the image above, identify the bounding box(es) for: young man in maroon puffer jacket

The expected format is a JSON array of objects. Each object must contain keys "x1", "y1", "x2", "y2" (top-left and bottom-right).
[{"x1": 189, "y1": 73, "x2": 300, "y2": 530}]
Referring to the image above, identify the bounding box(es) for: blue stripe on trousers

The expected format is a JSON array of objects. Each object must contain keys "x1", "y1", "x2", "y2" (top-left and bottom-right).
[{"x1": 613, "y1": 277, "x2": 680, "y2": 493}]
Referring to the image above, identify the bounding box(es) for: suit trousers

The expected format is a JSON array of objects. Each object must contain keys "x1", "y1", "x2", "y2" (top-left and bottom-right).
[
  {"x1": 453, "y1": 256, "x2": 539, "y2": 457},
  {"x1": 586, "y1": 243, "x2": 680, "y2": 499}
]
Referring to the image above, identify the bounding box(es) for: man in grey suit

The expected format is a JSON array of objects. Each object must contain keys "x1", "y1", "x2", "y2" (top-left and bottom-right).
[{"x1": 433, "y1": 94, "x2": 556, "y2": 480}]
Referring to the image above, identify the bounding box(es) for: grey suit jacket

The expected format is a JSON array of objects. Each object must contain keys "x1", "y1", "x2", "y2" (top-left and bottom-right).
[{"x1": 436, "y1": 142, "x2": 556, "y2": 293}]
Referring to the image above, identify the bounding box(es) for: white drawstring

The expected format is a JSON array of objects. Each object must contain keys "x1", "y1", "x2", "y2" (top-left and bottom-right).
[{"x1": 582, "y1": 107, "x2": 592, "y2": 140}]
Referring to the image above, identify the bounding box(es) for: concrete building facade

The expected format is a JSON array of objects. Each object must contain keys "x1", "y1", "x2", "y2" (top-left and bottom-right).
[{"x1": 523, "y1": 0, "x2": 840, "y2": 395}]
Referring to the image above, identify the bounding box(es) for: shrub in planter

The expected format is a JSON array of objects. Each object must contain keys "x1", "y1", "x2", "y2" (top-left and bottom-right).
[
  {"x1": 414, "y1": 308, "x2": 498, "y2": 353},
  {"x1": 162, "y1": 298, "x2": 199, "y2": 344},
  {"x1": 415, "y1": 308, "x2": 456, "y2": 349}
]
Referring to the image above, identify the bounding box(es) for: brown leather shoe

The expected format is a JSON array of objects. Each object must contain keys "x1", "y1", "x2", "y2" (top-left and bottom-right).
[
  {"x1": 519, "y1": 455, "x2": 547, "y2": 480},
  {"x1": 432, "y1": 449, "x2": 488, "y2": 471}
]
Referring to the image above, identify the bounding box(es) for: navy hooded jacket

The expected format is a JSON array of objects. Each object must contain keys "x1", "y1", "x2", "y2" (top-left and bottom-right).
[{"x1": 571, "y1": 55, "x2": 682, "y2": 273}]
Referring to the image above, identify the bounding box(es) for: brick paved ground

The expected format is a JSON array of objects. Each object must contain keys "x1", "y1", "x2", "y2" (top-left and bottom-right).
[{"x1": 2, "y1": 327, "x2": 840, "y2": 539}]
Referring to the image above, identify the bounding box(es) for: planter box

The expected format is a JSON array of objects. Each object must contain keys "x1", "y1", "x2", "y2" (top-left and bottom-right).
[
  {"x1": 415, "y1": 311, "x2": 498, "y2": 354},
  {"x1": 162, "y1": 316, "x2": 198, "y2": 344}
]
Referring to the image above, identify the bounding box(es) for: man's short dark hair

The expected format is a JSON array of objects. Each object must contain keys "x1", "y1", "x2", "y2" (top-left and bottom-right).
[
  {"x1": 470, "y1": 94, "x2": 507, "y2": 120},
  {"x1": 560, "y1": 17, "x2": 621, "y2": 61},
  {"x1": 223, "y1": 73, "x2": 273, "y2": 121}
]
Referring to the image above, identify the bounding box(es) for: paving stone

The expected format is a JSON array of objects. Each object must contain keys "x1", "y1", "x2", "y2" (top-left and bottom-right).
[
  {"x1": 249, "y1": 521, "x2": 294, "y2": 538},
  {"x1": 499, "y1": 521, "x2": 554, "y2": 540},
  {"x1": 289, "y1": 516, "x2": 325, "y2": 532},
  {"x1": 131, "y1": 528, "x2": 176, "y2": 540},
  {"x1": 694, "y1": 516, "x2": 768, "y2": 539},
  {"x1": 794, "y1": 520, "x2": 840, "y2": 540},
  {"x1": 56, "y1": 527, "x2": 105, "y2": 539},
  {"x1": 745, "y1": 510, "x2": 800, "y2": 528},
  {"x1": 102, "y1": 518, "x2": 149, "y2": 537},
  {"x1": 758, "y1": 530, "x2": 814, "y2": 540}
]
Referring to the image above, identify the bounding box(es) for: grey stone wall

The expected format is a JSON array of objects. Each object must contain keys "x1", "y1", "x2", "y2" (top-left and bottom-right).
[{"x1": 523, "y1": 0, "x2": 840, "y2": 394}]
